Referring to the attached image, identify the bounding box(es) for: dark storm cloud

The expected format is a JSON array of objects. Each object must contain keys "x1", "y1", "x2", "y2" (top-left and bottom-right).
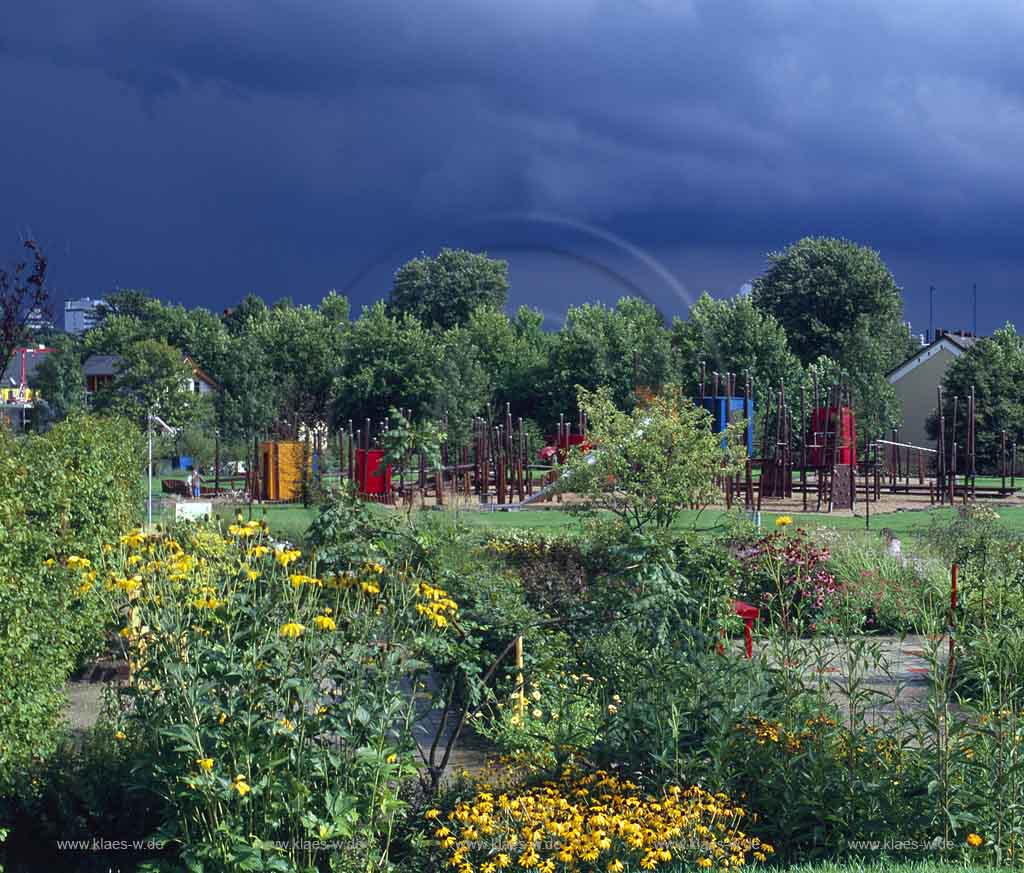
[{"x1": 2, "y1": 1, "x2": 1024, "y2": 326}]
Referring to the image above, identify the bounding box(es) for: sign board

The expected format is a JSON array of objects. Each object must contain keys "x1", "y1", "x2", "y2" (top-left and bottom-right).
[{"x1": 175, "y1": 501, "x2": 213, "y2": 522}]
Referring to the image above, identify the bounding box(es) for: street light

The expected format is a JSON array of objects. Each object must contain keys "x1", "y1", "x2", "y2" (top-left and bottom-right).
[{"x1": 147, "y1": 411, "x2": 177, "y2": 528}]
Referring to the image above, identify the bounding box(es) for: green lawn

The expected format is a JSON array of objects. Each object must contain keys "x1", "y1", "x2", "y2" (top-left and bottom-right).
[
  {"x1": 144, "y1": 472, "x2": 1024, "y2": 545},
  {"x1": 779, "y1": 862, "x2": 996, "y2": 872}
]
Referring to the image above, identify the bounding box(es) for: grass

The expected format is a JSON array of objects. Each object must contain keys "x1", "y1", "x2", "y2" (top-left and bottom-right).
[
  {"x1": 777, "y1": 862, "x2": 997, "y2": 872},
  {"x1": 146, "y1": 495, "x2": 1024, "y2": 546}
]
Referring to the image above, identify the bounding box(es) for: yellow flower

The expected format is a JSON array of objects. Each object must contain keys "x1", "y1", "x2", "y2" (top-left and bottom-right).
[
  {"x1": 967, "y1": 833, "x2": 984, "y2": 848},
  {"x1": 196, "y1": 757, "x2": 214, "y2": 772},
  {"x1": 218, "y1": 712, "x2": 228, "y2": 725},
  {"x1": 192, "y1": 592, "x2": 224, "y2": 610},
  {"x1": 278, "y1": 718, "x2": 295, "y2": 732},
  {"x1": 775, "y1": 515, "x2": 793, "y2": 527},
  {"x1": 249, "y1": 545, "x2": 269, "y2": 558},
  {"x1": 232, "y1": 774, "x2": 251, "y2": 797},
  {"x1": 279, "y1": 622, "x2": 305, "y2": 639},
  {"x1": 313, "y1": 614, "x2": 337, "y2": 632},
  {"x1": 67, "y1": 555, "x2": 91, "y2": 570},
  {"x1": 608, "y1": 861, "x2": 624, "y2": 872},
  {"x1": 424, "y1": 809, "x2": 442, "y2": 820},
  {"x1": 386, "y1": 753, "x2": 398, "y2": 764},
  {"x1": 274, "y1": 548, "x2": 302, "y2": 567},
  {"x1": 114, "y1": 730, "x2": 127, "y2": 742}
]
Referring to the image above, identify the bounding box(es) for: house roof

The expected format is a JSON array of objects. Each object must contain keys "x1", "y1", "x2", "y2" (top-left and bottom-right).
[
  {"x1": 183, "y1": 355, "x2": 220, "y2": 390},
  {"x1": 886, "y1": 333, "x2": 979, "y2": 384},
  {"x1": 83, "y1": 354, "x2": 123, "y2": 377},
  {"x1": 2, "y1": 347, "x2": 55, "y2": 387}
]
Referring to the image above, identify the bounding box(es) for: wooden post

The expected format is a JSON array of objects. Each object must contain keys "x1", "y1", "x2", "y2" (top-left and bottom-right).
[{"x1": 514, "y1": 635, "x2": 525, "y2": 718}]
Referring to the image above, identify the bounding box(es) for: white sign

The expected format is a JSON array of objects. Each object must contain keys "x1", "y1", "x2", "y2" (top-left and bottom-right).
[{"x1": 176, "y1": 501, "x2": 213, "y2": 522}]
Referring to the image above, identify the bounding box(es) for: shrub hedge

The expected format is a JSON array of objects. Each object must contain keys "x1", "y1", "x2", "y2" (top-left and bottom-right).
[{"x1": 0, "y1": 413, "x2": 143, "y2": 787}]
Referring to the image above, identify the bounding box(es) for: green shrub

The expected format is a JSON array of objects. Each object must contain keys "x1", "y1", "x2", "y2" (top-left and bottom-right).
[{"x1": 0, "y1": 413, "x2": 142, "y2": 790}]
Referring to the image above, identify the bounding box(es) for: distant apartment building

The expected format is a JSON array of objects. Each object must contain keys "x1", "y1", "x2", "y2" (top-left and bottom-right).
[{"x1": 64, "y1": 297, "x2": 104, "y2": 334}]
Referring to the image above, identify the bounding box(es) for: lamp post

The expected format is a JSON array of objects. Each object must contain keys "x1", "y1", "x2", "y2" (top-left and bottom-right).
[{"x1": 147, "y1": 410, "x2": 153, "y2": 528}]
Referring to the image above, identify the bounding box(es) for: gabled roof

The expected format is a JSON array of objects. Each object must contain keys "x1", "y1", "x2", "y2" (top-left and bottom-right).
[
  {"x1": 83, "y1": 354, "x2": 123, "y2": 377},
  {"x1": 886, "y1": 334, "x2": 977, "y2": 384},
  {"x1": 183, "y1": 355, "x2": 220, "y2": 390}
]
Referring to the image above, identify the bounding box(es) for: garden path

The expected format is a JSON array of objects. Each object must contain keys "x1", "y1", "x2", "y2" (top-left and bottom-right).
[{"x1": 749, "y1": 633, "x2": 949, "y2": 728}]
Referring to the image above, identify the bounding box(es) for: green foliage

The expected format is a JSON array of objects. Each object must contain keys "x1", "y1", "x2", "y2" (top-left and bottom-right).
[
  {"x1": 751, "y1": 236, "x2": 913, "y2": 368},
  {"x1": 560, "y1": 384, "x2": 745, "y2": 531},
  {"x1": 380, "y1": 407, "x2": 446, "y2": 473},
  {"x1": 92, "y1": 338, "x2": 211, "y2": 430},
  {"x1": 542, "y1": 297, "x2": 671, "y2": 420},
  {"x1": 333, "y1": 302, "x2": 441, "y2": 425},
  {"x1": 32, "y1": 332, "x2": 87, "y2": 423},
  {"x1": 389, "y1": 248, "x2": 509, "y2": 330},
  {"x1": 0, "y1": 413, "x2": 143, "y2": 788},
  {"x1": 0, "y1": 721, "x2": 161, "y2": 871},
  {"x1": 671, "y1": 291, "x2": 803, "y2": 394},
  {"x1": 930, "y1": 324, "x2": 1024, "y2": 472},
  {"x1": 254, "y1": 298, "x2": 345, "y2": 431}
]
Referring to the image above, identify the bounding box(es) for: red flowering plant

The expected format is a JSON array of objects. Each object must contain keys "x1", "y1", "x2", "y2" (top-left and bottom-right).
[{"x1": 735, "y1": 523, "x2": 840, "y2": 634}]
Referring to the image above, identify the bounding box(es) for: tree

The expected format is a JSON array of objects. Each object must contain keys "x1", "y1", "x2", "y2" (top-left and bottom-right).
[
  {"x1": 1, "y1": 239, "x2": 50, "y2": 369},
  {"x1": 557, "y1": 384, "x2": 746, "y2": 531},
  {"x1": 430, "y1": 326, "x2": 491, "y2": 448},
  {"x1": 333, "y1": 302, "x2": 442, "y2": 425},
  {"x1": 389, "y1": 248, "x2": 509, "y2": 329},
  {"x1": 93, "y1": 339, "x2": 208, "y2": 431},
  {"x1": 929, "y1": 324, "x2": 1024, "y2": 472},
  {"x1": 671, "y1": 292, "x2": 802, "y2": 395},
  {"x1": 32, "y1": 334, "x2": 86, "y2": 424},
  {"x1": 542, "y1": 297, "x2": 671, "y2": 425},
  {"x1": 751, "y1": 237, "x2": 915, "y2": 369},
  {"x1": 256, "y1": 300, "x2": 344, "y2": 434}
]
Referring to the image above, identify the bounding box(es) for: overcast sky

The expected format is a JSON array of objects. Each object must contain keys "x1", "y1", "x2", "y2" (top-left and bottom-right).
[{"x1": 2, "y1": 0, "x2": 1022, "y2": 334}]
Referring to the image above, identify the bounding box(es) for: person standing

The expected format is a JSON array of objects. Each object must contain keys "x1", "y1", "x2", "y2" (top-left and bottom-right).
[
  {"x1": 185, "y1": 468, "x2": 195, "y2": 499},
  {"x1": 192, "y1": 467, "x2": 202, "y2": 499}
]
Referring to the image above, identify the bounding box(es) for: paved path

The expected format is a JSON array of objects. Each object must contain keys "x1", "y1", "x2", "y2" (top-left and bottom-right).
[{"x1": 750, "y1": 633, "x2": 948, "y2": 729}]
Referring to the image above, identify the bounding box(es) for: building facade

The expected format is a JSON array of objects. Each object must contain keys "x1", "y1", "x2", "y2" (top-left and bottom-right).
[
  {"x1": 63, "y1": 297, "x2": 104, "y2": 334},
  {"x1": 886, "y1": 330, "x2": 977, "y2": 449}
]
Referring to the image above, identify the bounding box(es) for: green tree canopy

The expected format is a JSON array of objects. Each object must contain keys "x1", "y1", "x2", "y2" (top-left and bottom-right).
[
  {"x1": 32, "y1": 333, "x2": 86, "y2": 424},
  {"x1": 92, "y1": 339, "x2": 209, "y2": 431},
  {"x1": 542, "y1": 297, "x2": 671, "y2": 424},
  {"x1": 671, "y1": 292, "x2": 802, "y2": 396},
  {"x1": 929, "y1": 324, "x2": 1024, "y2": 472},
  {"x1": 389, "y1": 248, "x2": 509, "y2": 329},
  {"x1": 751, "y1": 237, "x2": 914, "y2": 368},
  {"x1": 333, "y1": 302, "x2": 441, "y2": 426}
]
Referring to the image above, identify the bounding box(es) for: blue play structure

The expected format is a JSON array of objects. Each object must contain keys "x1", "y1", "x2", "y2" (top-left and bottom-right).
[{"x1": 700, "y1": 396, "x2": 755, "y2": 455}]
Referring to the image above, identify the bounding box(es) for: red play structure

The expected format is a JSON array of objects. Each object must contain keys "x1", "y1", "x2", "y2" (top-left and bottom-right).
[
  {"x1": 355, "y1": 448, "x2": 392, "y2": 498},
  {"x1": 809, "y1": 406, "x2": 856, "y2": 466}
]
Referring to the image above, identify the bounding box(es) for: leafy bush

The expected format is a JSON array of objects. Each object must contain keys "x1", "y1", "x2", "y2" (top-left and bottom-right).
[
  {"x1": 559, "y1": 384, "x2": 746, "y2": 531},
  {"x1": 734, "y1": 524, "x2": 839, "y2": 633},
  {"x1": 0, "y1": 413, "x2": 142, "y2": 790},
  {"x1": 97, "y1": 520, "x2": 455, "y2": 872}
]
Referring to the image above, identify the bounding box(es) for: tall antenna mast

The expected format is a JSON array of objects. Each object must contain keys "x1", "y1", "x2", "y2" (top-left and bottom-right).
[
  {"x1": 973, "y1": 283, "x2": 978, "y2": 336},
  {"x1": 929, "y1": 284, "x2": 935, "y2": 343}
]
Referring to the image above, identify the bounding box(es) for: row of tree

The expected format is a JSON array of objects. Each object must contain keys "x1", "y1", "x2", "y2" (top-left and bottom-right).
[{"x1": 20, "y1": 238, "x2": 939, "y2": 460}]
